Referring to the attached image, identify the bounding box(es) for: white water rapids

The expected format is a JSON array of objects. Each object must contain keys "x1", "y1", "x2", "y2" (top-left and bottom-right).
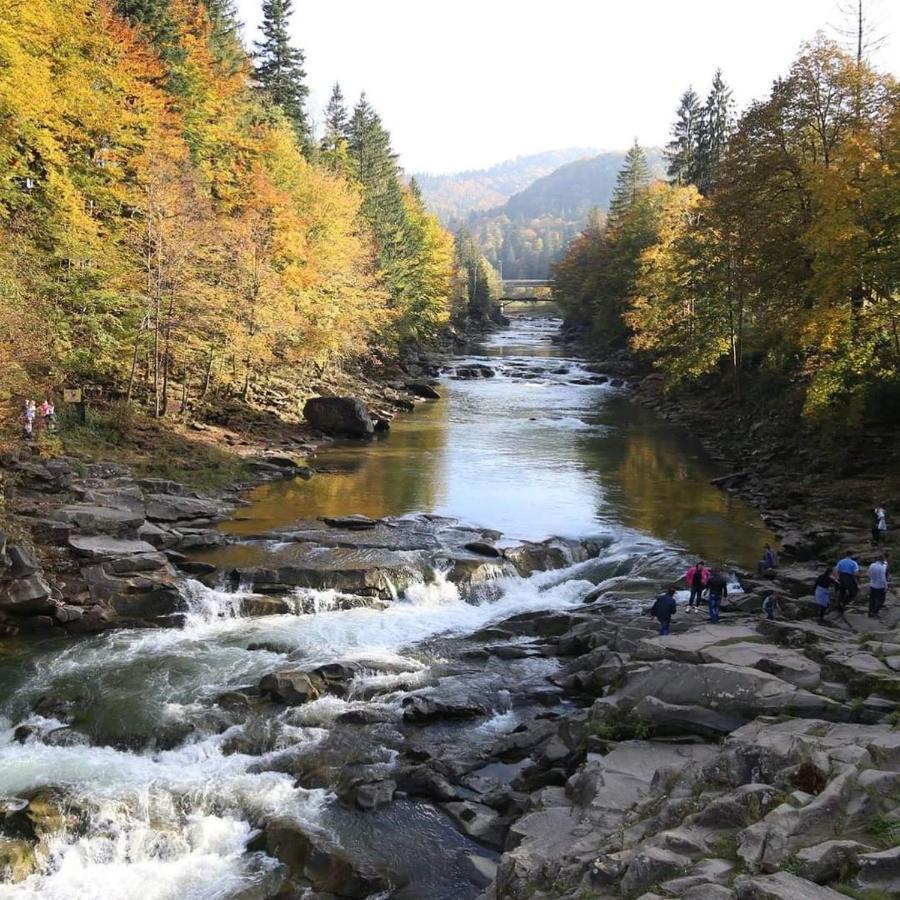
[
  {"x1": 0, "y1": 539, "x2": 657, "y2": 899},
  {"x1": 0, "y1": 317, "x2": 774, "y2": 898}
]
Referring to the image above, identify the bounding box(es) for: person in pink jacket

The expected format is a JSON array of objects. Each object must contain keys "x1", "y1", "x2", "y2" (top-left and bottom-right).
[{"x1": 685, "y1": 560, "x2": 710, "y2": 613}]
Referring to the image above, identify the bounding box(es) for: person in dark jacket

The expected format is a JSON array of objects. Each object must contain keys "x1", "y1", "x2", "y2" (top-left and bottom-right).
[
  {"x1": 706, "y1": 568, "x2": 728, "y2": 623},
  {"x1": 651, "y1": 587, "x2": 678, "y2": 635}
]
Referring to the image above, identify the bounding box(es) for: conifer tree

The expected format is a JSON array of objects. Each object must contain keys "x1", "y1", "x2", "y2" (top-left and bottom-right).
[
  {"x1": 608, "y1": 141, "x2": 651, "y2": 226},
  {"x1": 320, "y1": 82, "x2": 349, "y2": 155},
  {"x1": 665, "y1": 87, "x2": 702, "y2": 186},
  {"x1": 696, "y1": 69, "x2": 735, "y2": 194},
  {"x1": 253, "y1": 0, "x2": 309, "y2": 147}
]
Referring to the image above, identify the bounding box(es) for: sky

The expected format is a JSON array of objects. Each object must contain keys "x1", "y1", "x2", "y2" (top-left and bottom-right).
[{"x1": 235, "y1": 0, "x2": 899, "y2": 175}]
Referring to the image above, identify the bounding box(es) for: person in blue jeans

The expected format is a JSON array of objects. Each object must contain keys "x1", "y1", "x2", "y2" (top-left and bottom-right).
[
  {"x1": 651, "y1": 588, "x2": 678, "y2": 635},
  {"x1": 706, "y1": 568, "x2": 728, "y2": 622}
]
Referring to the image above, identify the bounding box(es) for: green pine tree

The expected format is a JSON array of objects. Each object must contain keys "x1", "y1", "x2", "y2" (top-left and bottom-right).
[
  {"x1": 608, "y1": 140, "x2": 651, "y2": 226},
  {"x1": 696, "y1": 69, "x2": 735, "y2": 193},
  {"x1": 320, "y1": 82, "x2": 349, "y2": 155},
  {"x1": 665, "y1": 87, "x2": 702, "y2": 186},
  {"x1": 253, "y1": 0, "x2": 309, "y2": 148}
]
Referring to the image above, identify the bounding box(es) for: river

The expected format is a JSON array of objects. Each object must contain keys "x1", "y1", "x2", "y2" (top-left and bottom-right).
[{"x1": 0, "y1": 316, "x2": 774, "y2": 899}]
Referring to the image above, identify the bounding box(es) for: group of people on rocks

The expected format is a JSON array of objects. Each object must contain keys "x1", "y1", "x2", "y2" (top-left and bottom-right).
[
  {"x1": 650, "y1": 560, "x2": 731, "y2": 635},
  {"x1": 650, "y1": 526, "x2": 891, "y2": 635},
  {"x1": 21, "y1": 399, "x2": 56, "y2": 437},
  {"x1": 814, "y1": 551, "x2": 889, "y2": 623}
]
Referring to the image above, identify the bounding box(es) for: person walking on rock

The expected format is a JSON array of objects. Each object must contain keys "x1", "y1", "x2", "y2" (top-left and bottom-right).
[
  {"x1": 814, "y1": 565, "x2": 839, "y2": 625},
  {"x1": 868, "y1": 553, "x2": 889, "y2": 619},
  {"x1": 651, "y1": 587, "x2": 678, "y2": 635},
  {"x1": 757, "y1": 543, "x2": 778, "y2": 574},
  {"x1": 872, "y1": 506, "x2": 887, "y2": 545},
  {"x1": 835, "y1": 553, "x2": 860, "y2": 610},
  {"x1": 685, "y1": 560, "x2": 709, "y2": 613},
  {"x1": 706, "y1": 568, "x2": 728, "y2": 623}
]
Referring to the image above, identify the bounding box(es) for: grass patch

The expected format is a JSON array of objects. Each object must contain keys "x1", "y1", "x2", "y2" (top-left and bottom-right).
[
  {"x1": 710, "y1": 833, "x2": 740, "y2": 861},
  {"x1": 58, "y1": 404, "x2": 251, "y2": 492},
  {"x1": 867, "y1": 814, "x2": 900, "y2": 848}
]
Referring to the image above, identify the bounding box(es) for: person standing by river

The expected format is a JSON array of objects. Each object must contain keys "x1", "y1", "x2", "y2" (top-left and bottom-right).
[
  {"x1": 868, "y1": 553, "x2": 889, "y2": 618},
  {"x1": 706, "y1": 568, "x2": 728, "y2": 623},
  {"x1": 685, "y1": 560, "x2": 709, "y2": 613}
]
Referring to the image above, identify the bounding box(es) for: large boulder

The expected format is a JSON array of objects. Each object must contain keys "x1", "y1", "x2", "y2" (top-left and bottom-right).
[
  {"x1": 303, "y1": 396, "x2": 374, "y2": 437},
  {"x1": 734, "y1": 871, "x2": 849, "y2": 899},
  {"x1": 259, "y1": 669, "x2": 324, "y2": 705},
  {"x1": 0, "y1": 575, "x2": 54, "y2": 615}
]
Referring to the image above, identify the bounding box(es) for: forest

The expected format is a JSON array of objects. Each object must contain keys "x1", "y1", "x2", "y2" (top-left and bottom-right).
[
  {"x1": 552, "y1": 37, "x2": 900, "y2": 424},
  {"x1": 0, "y1": 0, "x2": 495, "y2": 420}
]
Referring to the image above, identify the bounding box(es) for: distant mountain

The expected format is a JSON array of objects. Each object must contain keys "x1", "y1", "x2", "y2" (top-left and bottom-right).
[
  {"x1": 413, "y1": 148, "x2": 599, "y2": 223},
  {"x1": 465, "y1": 148, "x2": 666, "y2": 280}
]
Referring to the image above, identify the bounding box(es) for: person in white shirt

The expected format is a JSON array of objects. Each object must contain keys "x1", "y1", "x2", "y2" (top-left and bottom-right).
[
  {"x1": 872, "y1": 506, "x2": 887, "y2": 545},
  {"x1": 868, "y1": 553, "x2": 889, "y2": 618}
]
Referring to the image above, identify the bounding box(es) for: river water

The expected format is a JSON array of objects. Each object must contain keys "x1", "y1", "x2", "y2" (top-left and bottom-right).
[{"x1": 0, "y1": 316, "x2": 774, "y2": 899}]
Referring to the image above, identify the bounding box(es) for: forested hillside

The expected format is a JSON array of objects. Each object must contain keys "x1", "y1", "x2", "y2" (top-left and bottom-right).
[
  {"x1": 0, "y1": 0, "x2": 457, "y2": 418},
  {"x1": 413, "y1": 148, "x2": 598, "y2": 223},
  {"x1": 552, "y1": 47, "x2": 900, "y2": 424},
  {"x1": 467, "y1": 149, "x2": 665, "y2": 279}
]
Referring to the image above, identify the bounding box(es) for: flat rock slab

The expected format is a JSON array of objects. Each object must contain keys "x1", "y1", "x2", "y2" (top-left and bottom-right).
[
  {"x1": 68, "y1": 535, "x2": 158, "y2": 560},
  {"x1": 734, "y1": 871, "x2": 849, "y2": 899},
  {"x1": 145, "y1": 494, "x2": 224, "y2": 522},
  {"x1": 635, "y1": 624, "x2": 763, "y2": 663},
  {"x1": 701, "y1": 642, "x2": 822, "y2": 689},
  {"x1": 53, "y1": 505, "x2": 144, "y2": 535}
]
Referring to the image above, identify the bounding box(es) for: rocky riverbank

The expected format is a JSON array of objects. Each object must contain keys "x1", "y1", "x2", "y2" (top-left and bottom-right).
[{"x1": 1, "y1": 318, "x2": 899, "y2": 899}]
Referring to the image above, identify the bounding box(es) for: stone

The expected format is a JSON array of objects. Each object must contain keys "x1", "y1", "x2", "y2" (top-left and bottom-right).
[
  {"x1": 145, "y1": 494, "x2": 224, "y2": 523},
  {"x1": 733, "y1": 871, "x2": 849, "y2": 899},
  {"x1": 402, "y1": 694, "x2": 487, "y2": 723},
  {"x1": 0, "y1": 575, "x2": 54, "y2": 615},
  {"x1": 700, "y1": 642, "x2": 822, "y2": 690},
  {"x1": 6, "y1": 546, "x2": 37, "y2": 578},
  {"x1": 68, "y1": 535, "x2": 158, "y2": 560},
  {"x1": 353, "y1": 780, "x2": 396, "y2": 811},
  {"x1": 259, "y1": 669, "x2": 324, "y2": 705},
  {"x1": 136, "y1": 477, "x2": 185, "y2": 495},
  {"x1": 0, "y1": 839, "x2": 35, "y2": 882},
  {"x1": 29, "y1": 519, "x2": 73, "y2": 546},
  {"x1": 405, "y1": 381, "x2": 441, "y2": 400},
  {"x1": 793, "y1": 839, "x2": 871, "y2": 883},
  {"x1": 620, "y1": 848, "x2": 690, "y2": 896},
  {"x1": 303, "y1": 396, "x2": 374, "y2": 437},
  {"x1": 321, "y1": 515, "x2": 379, "y2": 530},
  {"x1": 635, "y1": 624, "x2": 761, "y2": 663},
  {"x1": 249, "y1": 818, "x2": 394, "y2": 897},
  {"x1": 137, "y1": 522, "x2": 180, "y2": 550},
  {"x1": 857, "y1": 845, "x2": 900, "y2": 893},
  {"x1": 442, "y1": 801, "x2": 507, "y2": 849},
  {"x1": 464, "y1": 541, "x2": 501, "y2": 558},
  {"x1": 53, "y1": 504, "x2": 144, "y2": 537}
]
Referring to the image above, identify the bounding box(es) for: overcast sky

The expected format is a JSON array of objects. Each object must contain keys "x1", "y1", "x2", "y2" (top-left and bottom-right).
[{"x1": 234, "y1": 0, "x2": 899, "y2": 174}]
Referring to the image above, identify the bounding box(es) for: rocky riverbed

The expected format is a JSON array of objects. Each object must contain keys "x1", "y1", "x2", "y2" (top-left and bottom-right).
[{"x1": 0, "y1": 316, "x2": 898, "y2": 899}]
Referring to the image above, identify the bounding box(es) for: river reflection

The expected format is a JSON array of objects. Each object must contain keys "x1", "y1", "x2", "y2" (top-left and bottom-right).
[{"x1": 226, "y1": 317, "x2": 774, "y2": 568}]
